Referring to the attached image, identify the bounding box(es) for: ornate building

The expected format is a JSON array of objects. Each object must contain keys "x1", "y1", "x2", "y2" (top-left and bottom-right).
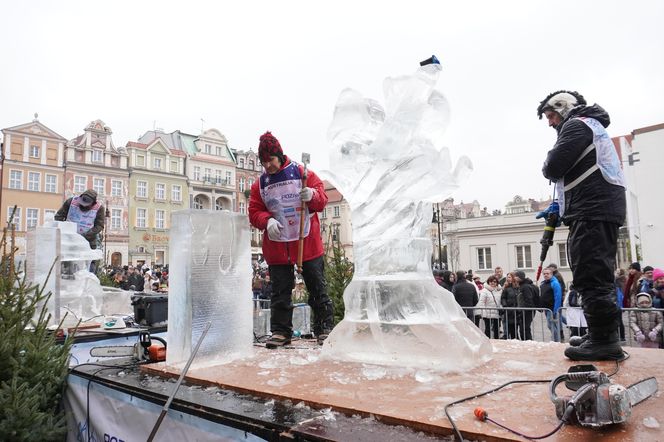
[
  {"x1": 1, "y1": 115, "x2": 66, "y2": 252},
  {"x1": 65, "y1": 120, "x2": 129, "y2": 266},
  {"x1": 234, "y1": 148, "x2": 263, "y2": 258}
]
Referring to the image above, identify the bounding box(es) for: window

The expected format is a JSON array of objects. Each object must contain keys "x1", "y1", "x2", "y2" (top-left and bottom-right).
[
  {"x1": 45, "y1": 174, "x2": 57, "y2": 193},
  {"x1": 93, "y1": 178, "x2": 104, "y2": 196},
  {"x1": 136, "y1": 208, "x2": 146, "y2": 228},
  {"x1": 26, "y1": 208, "x2": 39, "y2": 229},
  {"x1": 170, "y1": 161, "x2": 178, "y2": 172},
  {"x1": 74, "y1": 176, "x2": 87, "y2": 193},
  {"x1": 171, "y1": 185, "x2": 181, "y2": 202},
  {"x1": 477, "y1": 247, "x2": 492, "y2": 270},
  {"x1": 30, "y1": 145, "x2": 40, "y2": 158},
  {"x1": 205, "y1": 144, "x2": 212, "y2": 154},
  {"x1": 155, "y1": 183, "x2": 165, "y2": 200},
  {"x1": 136, "y1": 155, "x2": 145, "y2": 167},
  {"x1": 239, "y1": 202, "x2": 246, "y2": 214},
  {"x1": 239, "y1": 178, "x2": 245, "y2": 192},
  {"x1": 9, "y1": 170, "x2": 22, "y2": 189},
  {"x1": 155, "y1": 210, "x2": 165, "y2": 229},
  {"x1": 193, "y1": 196, "x2": 204, "y2": 209},
  {"x1": 44, "y1": 209, "x2": 56, "y2": 221},
  {"x1": 7, "y1": 207, "x2": 21, "y2": 229},
  {"x1": 226, "y1": 171, "x2": 232, "y2": 185},
  {"x1": 515, "y1": 245, "x2": 532, "y2": 269},
  {"x1": 204, "y1": 168, "x2": 212, "y2": 182},
  {"x1": 136, "y1": 181, "x2": 147, "y2": 198},
  {"x1": 111, "y1": 209, "x2": 122, "y2": 230},
  {"x1": 322, "y1": 208, "x2": 327, "y2": 219},
  {"x1": 248, "y1": 179, "x2": 254, "y2": 188},
  {"x1": 239, "y1": 158, "x2": 245, "y2": 168},
  {"x1": 558, "y1": 243, "x2": 568, "y2": 267},
  {"x1": 333, "y1": 206, "x2": 340, "y2": 218},
  {"x1": 215, "y1": 170, "x2": 222, "y2": 184},
  {"x1": 92, "y1": 150, "x2": 103, "y2": 163},
  {"x1": 216, "y1": 146, "x2": 222, "y2": 156},
  {"x1": 153, "y1": 157, "x2": 162, "y2": 169},
  {"x1": 194, "y1": 166, "x2": 201, "y2": 181},
  {"x1": 111, "y1": 180, "x2": 123, "y2": 197},
  {"x1": 248, "y1": 160, "x2": 254, "y2": 170},
  {"x1": 28, "y1": 172, "x2": 40, "y2": 191}
]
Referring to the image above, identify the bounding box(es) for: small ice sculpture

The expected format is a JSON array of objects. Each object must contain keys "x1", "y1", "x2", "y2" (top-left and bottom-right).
[
  {"x1": 167, "y1": 210, "x2": 253, "y2": 367},
  {"x1": 25, "y1": 221, "x2": 104, "y2": 326},
  {"x1": 320, "y1": 61, "x2": 492, "y2": 371}
]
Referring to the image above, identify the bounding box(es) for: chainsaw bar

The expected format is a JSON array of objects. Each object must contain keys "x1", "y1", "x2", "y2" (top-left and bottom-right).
[
  {"x1": 627, "y1": 377, "x2": 658, "y2": 407},
  {"x1": 90, "y1": 345, "x2": 136, "y2": 357}
]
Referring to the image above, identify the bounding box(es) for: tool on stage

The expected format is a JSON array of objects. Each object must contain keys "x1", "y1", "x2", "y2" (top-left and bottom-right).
[
  {"x1": 535, "y1": 200, "x2": 560, "y2": 282},
  {"x1": 90, "y1": 329, "x2": 167, "y2": 362},
  {"x1": 147, "y1": 321, "x2": 211, "y2": 442},
  {"x1": 297, "y1": 152, "x2": 310, "y2": 274}
]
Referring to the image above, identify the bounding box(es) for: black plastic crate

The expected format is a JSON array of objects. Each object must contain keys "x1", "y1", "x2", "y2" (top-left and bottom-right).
[{"x1": 131, "y1": 293, "x2": 168, "y2": 327}]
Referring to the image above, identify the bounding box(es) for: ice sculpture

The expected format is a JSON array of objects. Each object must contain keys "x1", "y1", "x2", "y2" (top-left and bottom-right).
[
  {"x1": 25, "y1": 221, "x2": 109, "y2": 327},
  {"x1": 320, "y1": 61, "x2": 492, "y2": 371},
  {"x1": 167, "y1": 210, "x2": 253, "y2": 368}
]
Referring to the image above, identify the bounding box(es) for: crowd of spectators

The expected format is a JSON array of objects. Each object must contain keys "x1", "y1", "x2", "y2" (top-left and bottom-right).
[{"x1": 103, "y1": 264, "x2": 169, "y2": 293}]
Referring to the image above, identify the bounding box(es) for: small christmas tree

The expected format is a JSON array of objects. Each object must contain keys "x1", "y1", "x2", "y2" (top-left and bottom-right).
[
  {"x1": 324, "y1": 232, "x2": 353, "y2": 325},
  {"x1": 0, "y1": 218, "x2": 73, "y2": 441}
]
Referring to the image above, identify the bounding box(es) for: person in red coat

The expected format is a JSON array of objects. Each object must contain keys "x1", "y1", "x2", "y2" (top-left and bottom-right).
[{"x1": 249, "y1": 131, "x2": 334, "y2": 348}]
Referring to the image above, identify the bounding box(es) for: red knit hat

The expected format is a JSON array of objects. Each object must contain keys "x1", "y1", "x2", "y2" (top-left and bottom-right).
[{"x1": 258, "y1": 131, "x2": 283, "y2": 163}]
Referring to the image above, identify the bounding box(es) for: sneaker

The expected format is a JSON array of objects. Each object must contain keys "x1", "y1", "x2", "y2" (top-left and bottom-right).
[
  {"x1": 265, "y1": 334, "x2": 291, "y2": 349},
  {"x1": 564, "y1": 331, "x2": 625, "y2": 361}
]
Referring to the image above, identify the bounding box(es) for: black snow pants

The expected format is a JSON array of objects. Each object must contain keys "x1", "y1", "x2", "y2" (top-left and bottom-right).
[
  {"x1": 567, "y1": 220, "x2": 621, "y2": 335},
  {"x1": 269, "y1": 256, "x2": 334, "y2": 338}
]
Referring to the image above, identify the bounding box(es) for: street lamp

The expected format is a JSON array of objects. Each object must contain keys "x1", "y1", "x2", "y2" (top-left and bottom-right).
[{"x1": 432, "y1": 203, "x2": 443, "y2": 269}]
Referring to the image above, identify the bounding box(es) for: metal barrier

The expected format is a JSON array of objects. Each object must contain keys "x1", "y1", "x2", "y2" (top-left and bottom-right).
[{"x1": 462, "y1": 307, "x2": 558, "y2": 342}]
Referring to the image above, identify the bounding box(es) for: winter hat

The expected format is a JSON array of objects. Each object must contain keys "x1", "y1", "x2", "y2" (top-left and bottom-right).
[
  {"x1": 514, "y1": 270, "x2": 526, "y2": 280},
  {"x1": 258, "y1": 131, "x2": 284, "y2": 163},
  {"x1": 537, "y1": 90, "x2": 587, "y2": 120},
  {"x1": 643, "y1": 265, "x2": 654, "y2": 273},
  {"x1": 636, "y1": 292, "x2": 652, "y2": 306},
  {"x1": 653, "y1": 268, "x2": 664, "y2": 282},
  {"x1": 629, "y1": 262, "x2": 641, "y2": 272},
  {"x1": 79, "y1": 189, "x2": 98, "y2": 207}
]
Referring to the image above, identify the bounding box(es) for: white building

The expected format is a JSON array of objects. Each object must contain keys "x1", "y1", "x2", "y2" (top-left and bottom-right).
[{"x1": 620, "y1": 122, "x2": 664, "y2": 267}]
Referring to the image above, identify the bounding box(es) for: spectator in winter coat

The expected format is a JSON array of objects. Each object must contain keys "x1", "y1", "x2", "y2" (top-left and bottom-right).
[
  {"x1": 440, "y1": 271, "x2": 455, "y2": 292},
  {"x1": 564, "y1": 283, "x2": 587, "y2": 338},
  {"x1": 514, "y1": 270, "x2": 540, "y2": 341},
  {"x1": 614, "y1": 268, "x2": 627, "y2": 340},
  {"x1": 623, "y1": 262, "x2": 642, "y2": 307},
  {"x1": 500, "y1": 272, "x2": 519, "y2": 339},
  {"x1": 540, "y1": 268, "x2": 563, "y2": 342},
  {"x1": 538, "y1": 90, "x2": 626, "y2": 361},
  {"x1": 629, "y1": 293, "x2": 663, "y2": 349},
  {"x1": 249, "y1": 131, "x2": 333, "y2": 348},
  {"x1": 452, "y1": 270, "x2": 478, "y2": 321},
  {"x1": 476, "y1": 275, "x2": 502, "y2": 339},
  {"x1": 639, "y1": 266, "x2": 654, "y2": 293},
  {"x1": 649, "y1": 268, "x2": 664, "y2": 310}
]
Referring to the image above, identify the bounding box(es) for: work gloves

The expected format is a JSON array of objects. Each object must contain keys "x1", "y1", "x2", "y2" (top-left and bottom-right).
[
  {"x1": 267, "y1": 218, "x2": 283, "y2": 240},
  {"x1": 300, "y1": 187, "x2": 314, "y2": 202},
  {"x1": 535, "y1": 201, "x2": 561, "y2": 227},
  {"x1": 648, "y1": 330, "x2": 659, "y2": 341},
  {"x1": 635, "y1": 331, "x2": 646, "y2": 343}
]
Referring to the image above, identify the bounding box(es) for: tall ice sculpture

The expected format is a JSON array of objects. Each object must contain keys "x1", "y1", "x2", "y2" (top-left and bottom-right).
[
  {"x1": 167, "y1": 210, "x2": 253, "y2": 367},
  {"x1": 321, "y1": 59, "x2": 492, "y2": 371}
]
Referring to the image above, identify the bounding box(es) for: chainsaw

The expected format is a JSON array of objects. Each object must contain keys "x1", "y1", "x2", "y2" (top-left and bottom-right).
[
  {"x1": 90, "y1": 330, "x2": 166, "y2": 362},
  {"x1": 549, "y1": 365, "x2": 658, "y2": 427}
]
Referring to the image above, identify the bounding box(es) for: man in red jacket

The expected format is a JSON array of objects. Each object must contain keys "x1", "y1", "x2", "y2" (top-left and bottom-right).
[{"x1": 249, "y1": 131, "x2": 333, "y2": 348}]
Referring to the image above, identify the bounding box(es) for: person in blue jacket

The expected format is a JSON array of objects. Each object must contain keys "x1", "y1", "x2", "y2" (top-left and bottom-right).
[{"x1": 540, "y1": 267, "x2": 563, "y2": 342}]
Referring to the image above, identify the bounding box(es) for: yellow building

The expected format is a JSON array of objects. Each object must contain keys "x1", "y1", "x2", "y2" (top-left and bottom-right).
[{"x1": 1, "y1": 116, "x2": 66, "y2": 252}]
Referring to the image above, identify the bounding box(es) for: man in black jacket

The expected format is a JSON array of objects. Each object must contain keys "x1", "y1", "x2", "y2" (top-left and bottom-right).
[
  {"x1": 537, "y1": 91, "x2": 626, "y2": 361},
  {"x1": 452, "y1": 270, "x2": 478, "y2": 321},
  {"x1": 514, "y1": 271, "x2": 539, "y2": 341}
]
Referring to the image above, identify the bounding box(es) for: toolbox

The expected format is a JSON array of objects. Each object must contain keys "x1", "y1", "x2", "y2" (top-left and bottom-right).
[{"x1": 131, "y1": 293, "x2": 168, "y2": 327}]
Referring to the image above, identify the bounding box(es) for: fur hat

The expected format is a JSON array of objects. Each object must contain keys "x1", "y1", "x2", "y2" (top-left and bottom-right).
[
  {"x1": 258, "y1": 131, "x2": 284, "y2": 163},
  {"x1": 79, "y1": 189, "x2": 98, "y2": 207},
  {"x1": 537, "y1": 90, "x2": 587, "y2": 120},
  {"x1": 653, "y1": 268, "x2": 664, "y2": 281}
]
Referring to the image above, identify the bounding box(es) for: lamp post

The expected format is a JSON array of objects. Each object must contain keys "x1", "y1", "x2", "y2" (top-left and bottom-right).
[
  {"x1": 433, "y1": 203, "x2": 443, "y2": 269},
  {"x1": 104, "y1": 200, "x2": 110, "y2": 268}
]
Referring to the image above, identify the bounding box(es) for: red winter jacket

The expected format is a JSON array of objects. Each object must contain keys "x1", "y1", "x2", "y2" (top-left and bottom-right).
[{"x1": 248, "y1": 158, "x2": 327, "y2": 266}]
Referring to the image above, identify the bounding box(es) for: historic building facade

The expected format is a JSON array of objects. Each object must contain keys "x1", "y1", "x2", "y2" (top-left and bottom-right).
[
  {"x1": 234, "y1": 148, "x2": 263, "y2": 257},
  {"x1": 125, "y1": 137, "x2": 188, "y2": 267},
  {"x1": 65, "y1": 120, "x2": 129, "y2": 266},
  {"x1": 1, "y1": 116, "x2": 66, "y2": 252}
]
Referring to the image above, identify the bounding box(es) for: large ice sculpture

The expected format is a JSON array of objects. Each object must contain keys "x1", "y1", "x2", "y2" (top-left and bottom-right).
[
  {"x1": 320, "y1": 62, "x2": 492, "y2": 371},
  {"x1": 167, "y1": 210, "x2": 253, "y2": 368},
  {"x1": 25, "y1": 221, "x2": 110, "y2": 327}
]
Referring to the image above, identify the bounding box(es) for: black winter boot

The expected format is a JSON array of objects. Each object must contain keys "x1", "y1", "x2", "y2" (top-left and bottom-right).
[{"x1": 564, "y1": 330, "x2": 624, "y2": 361}]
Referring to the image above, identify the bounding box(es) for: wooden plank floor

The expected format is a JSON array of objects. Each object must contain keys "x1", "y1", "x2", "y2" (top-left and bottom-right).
[{"x1": 144, "y1": 340, "x2": 663, "y2": 441}]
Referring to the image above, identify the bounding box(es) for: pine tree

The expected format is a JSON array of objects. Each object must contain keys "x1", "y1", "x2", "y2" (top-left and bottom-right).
[
  {"x1": 324, "y1": 233, "x2": 353, "y2": 325},
  {"x1": 0, "y1": 222, "x2": 73, "y2": 441}
]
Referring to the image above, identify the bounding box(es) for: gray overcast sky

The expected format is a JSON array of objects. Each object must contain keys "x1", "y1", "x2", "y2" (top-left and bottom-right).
[{"x1": 2, "y1": 1, "x2": 663, "y2": 212}]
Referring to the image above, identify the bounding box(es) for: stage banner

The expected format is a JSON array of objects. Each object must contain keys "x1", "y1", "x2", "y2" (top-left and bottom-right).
[{"x1": 65, "y1": 373, "x2": 266, "y2": 442}]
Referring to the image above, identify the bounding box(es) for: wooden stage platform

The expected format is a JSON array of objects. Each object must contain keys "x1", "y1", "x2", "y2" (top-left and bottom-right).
[{"x1": 144, "y1": 340, "x2": 663, "y2": 441}]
